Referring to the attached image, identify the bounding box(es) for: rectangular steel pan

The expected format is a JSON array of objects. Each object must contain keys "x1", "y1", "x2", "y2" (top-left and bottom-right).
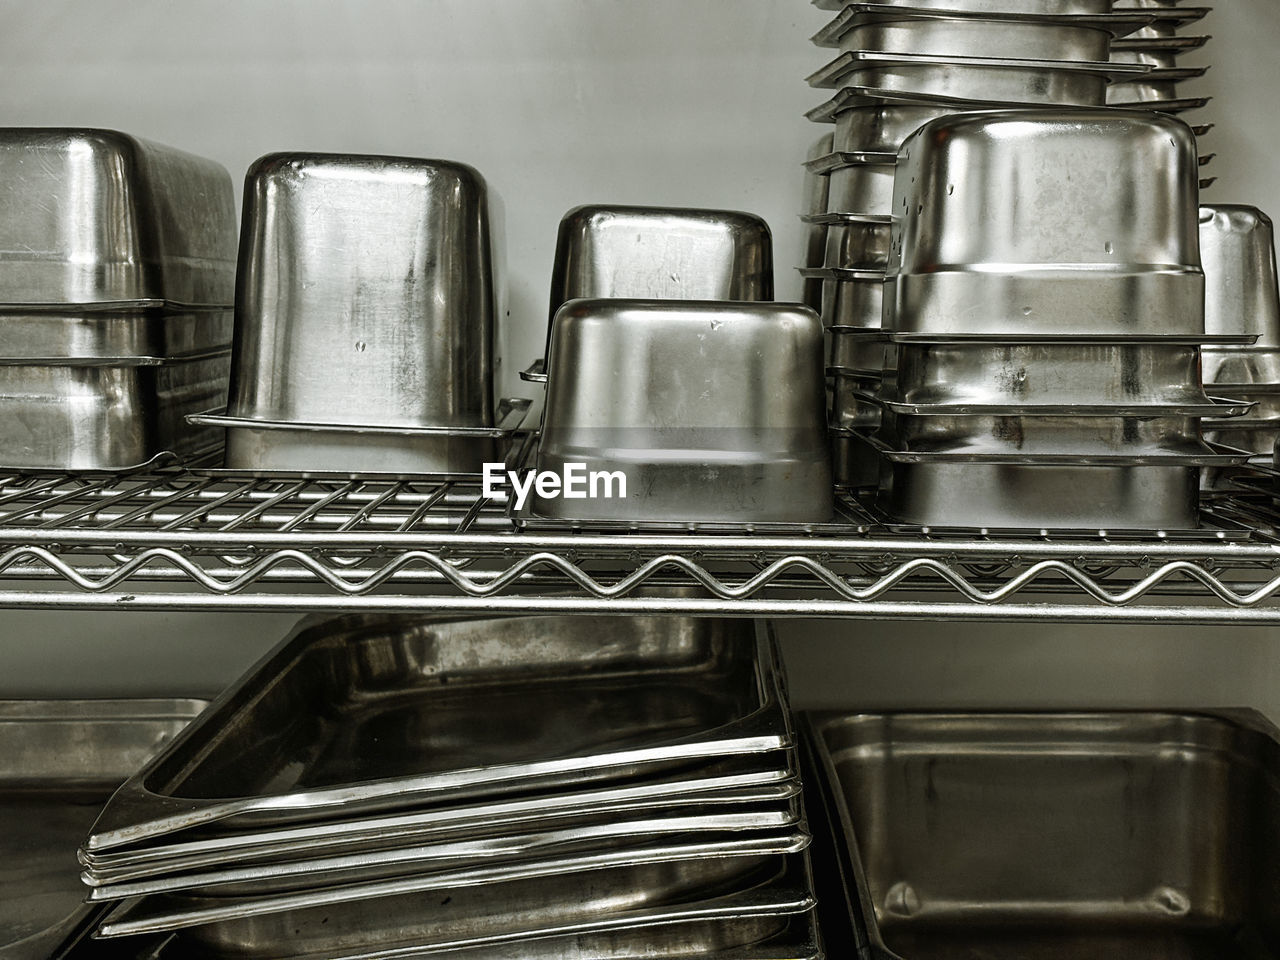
[
  {"x1": 0, "y1": 700, "x2": 204, "y2": 960},
  {"x1": 812, "y1": 0, "x2": 1114, "y2": 14},
  {"x1": 805, "y1": 711, "x2": 1280, "y2": 960},
  {"x1": 0, "y1": 307, "x2": 231, "y2": 363},
  {"x1": 84, "y1": 614, "x2": 792, "y2": 852}
]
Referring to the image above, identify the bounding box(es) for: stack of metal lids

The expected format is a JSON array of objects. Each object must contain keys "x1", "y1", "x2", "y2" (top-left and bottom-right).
[
  {"x1": 1108, "y1": 0, "x2": 1213, "y2": 183},
  {"x1": 865, "y1": 110, "x2": 1250, "y2": 530},
  {"x1": 798, "y1": 0, "x2": 1169, "y2": 486},
  {"x1": 1199, "y1": 205, "x2": 1280, "y2": 485},
  {"x1": 0, "y1": 128, "x2": 237, "y2": 470},
  {"x1": 77, "y1": 613, "x2": 820, "y2": 959}
]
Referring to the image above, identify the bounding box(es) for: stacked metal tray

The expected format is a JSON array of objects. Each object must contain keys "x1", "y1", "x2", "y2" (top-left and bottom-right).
[
  {"x1": 76, "y1": 613, "x2": 821, "y2": 959},
  {"x1": 0, "y1": 698, "x2": 204, "y2": 959},
  {"x1": 0, "y1": 129, "x2": 237, "y2": 471},
  {"x1": 803, "y1": 709, "x2": 1280, "y2": 960}
]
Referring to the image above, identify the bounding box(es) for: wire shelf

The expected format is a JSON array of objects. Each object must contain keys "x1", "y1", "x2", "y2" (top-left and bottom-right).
[{"x1": 0, "y1": 461, "x2": 1278, "y2": 621}]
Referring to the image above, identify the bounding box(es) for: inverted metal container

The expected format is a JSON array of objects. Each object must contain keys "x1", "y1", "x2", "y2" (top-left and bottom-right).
[
  {"x1": 548, "y1": 204, "x2": 774, "y2": 318},
  {"x1": 0, "y1": 353, "x2": 229, "y2": 470},
  {"x1": 101, "y1": 846, "x2": 814, "y2": 954},
  {"x1": 828, "y1": 327, "x2": 890, "y2": 374},
  {"x1": 815, "y1": 9, "x2": 1118, "y2": 63},
  {"x1": 804, "y1": 135, "x2": 835, "y2": 314},
  {"x1": 813, "y1": 0, "x2": 1114, "y2": 14},
  {"x1": 536, "y1": 300, "x2": 831, "y2": 523},
  {"x1": 1202, "y1": 205, "x2": 1280, "y2": 350},
  {"x1": 0, "y1": 129, "x2": 236, "y2": 307},
  {"x1": 1203, "y1": 350, "x2": 1280, "y2": 389},
  {"x1": 825, "y1": 160, "x2": 897, "y2": 216},
  {"x1": 0, "y1": 699, "x2": 204, "y2": 960},
  {"x1": 1126, "y1": 5, "x2": 1210, "y2": 39},
  {"x1": 830, "y1": 100, "x2": 957, "y2": 154},
  {"x1": 807, "y1": 52, "x2": 1140, "y2": 106},
  {"x1": 877, "y1": 459, "x2": 1202, "y2": 527},
  {"x1": 880, "y1": 412, "x2": 1214, "y2": 457},
  {"x1": 229, "y1": 153, "x2": 498, "y2": 429},
  {"x1": 825, "y1": 219, "x2": 892, "y2": 271},
  {"x1": 1105, "y1": 65, "x2": 1208, "y2": 103},
  {"x1": 882, "y1": 342, "x2": 1237, "y2": 414},
  {"x1": 85, "y1": 613, "x2": 792, "y2": 851},
  {"x1": 888, "y1": 110, "x2": 1204, "y2": 338},
  {"x1": 1109, "y1": 34, "x2": 1209, "y2": 67},
  {"x1": 805, "y1": 711, "x2": 1280, "y2": 959},
  {"x1": 819, "y1": 272, "x2": 886, "y2": 329},
  {"x1": 0, "y1": 306, "x2": 232, "y2": 363}
]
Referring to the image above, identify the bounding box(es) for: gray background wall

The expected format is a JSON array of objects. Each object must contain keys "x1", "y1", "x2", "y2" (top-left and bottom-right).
[{"x1": 0, "y1": 0, "x2": 1275, "y2": 713}]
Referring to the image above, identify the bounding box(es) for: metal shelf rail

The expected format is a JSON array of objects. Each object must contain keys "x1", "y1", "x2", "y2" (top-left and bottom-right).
[{"x1": 0, "y1": 463, "x2": 1279, "y2": 622}]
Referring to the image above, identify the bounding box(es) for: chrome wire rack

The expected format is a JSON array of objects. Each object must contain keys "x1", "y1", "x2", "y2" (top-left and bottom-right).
[{"x1": 1, "y1": 461, "x2": 1280, "y2": 622}]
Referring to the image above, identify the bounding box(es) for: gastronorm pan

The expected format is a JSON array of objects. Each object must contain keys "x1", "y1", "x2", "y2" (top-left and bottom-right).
[
  {"x1": 1202, "y1": 205, "x2": 1280, "y2": 349},
  {"x1": 828, "y1": 99, "x2": 957, "y2": 154},
  {"x1": 81, "y1": 765, "x2": 803, "y2": 886},
  {"x1": 807, "y1": 51, "x2": 1144, "y2": 106},
  {"x1": 534, "y1": 299, "x2": 832, "y2": 524},
  {"x1": 887, "y1": 110, "x2": 1205, "y2": 339},
  {"x1": 880, "y1": 342, "x2": 1248, "y2": 416},
  {"x1": 1126, "y1": 5, "x2": 1210, "y2": 39},
  {"x1": 824, "y1": 218, "x2": 892, "y2": 270},
  {"x1": 876, "y1": 459, "x2": 1205, "y2": 527},
  {"x1": 807, "y1": 269, "x2": 885, "y2": 329},
  {"x1": 96, "y1": 840, "x2": 812, "y2": 946},
  {"x1": 229, "y1": 153, "x2": 499, "y2": 429},
  {"x1": 86, "y1": 804, "x2": 803, "y2": 901},
  {"x1": 828, "y1": 327, "x2": 890, "y2": 374},
  {"x1": 0, "y1": 306, "x2": 232, "y2": 364},
  {"x1": 0, "y1": 699, "x2": 204, "y2": 960},
  {"x1": 823, "y1": 159, "x2": 898, "y2": 216},
  {"x1": 84, "y1": 613, "x2": 792, "y2": 852},
  {"x1": 187, "y1": 397, "x2": 530, "y2": 476},
  {"x1": 804, "y1": 135, "x2": 835, "y2": 313},
  {"x1": 0, "y1": 129, "x2": 235, "y2": 307},
  {"x1": 1109, "y1": 33, "x2": 1209, "y2": 67},
  {"x1": 813, "y1": 7, "x2": 1142, "y2": 63},
  {"x1": 805, "y1": 711, "x2": 1280, "y2": 960},
  {"x1": 0, "y1": 353, "x2": 229, "y2": 470},
  {"x1": 1105, "y1": 65, "x2": 1208, "y2": 102},
  {"x1": 812, "y1": 0, "x2": 1113, "y2": 13}
]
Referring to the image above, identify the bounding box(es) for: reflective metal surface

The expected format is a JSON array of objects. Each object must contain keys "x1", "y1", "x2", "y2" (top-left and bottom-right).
[
  {"x1": 536, "y1": 299, "x2": 832, "y2": 524},
  {"x1": 85, "y1": 614, "x2": 791, "y2": 851},
  {"x1": 824, "y1": 159, "x2": 898, "y2": 215},
  {"x1": 806, "y1": 711, "x2": 1280, "y2": 960},
  {"x1": 0, "y1": 307, "x2": 232, "y2": 364},
  {"x1": 822, "y1": 218, "x2": 892, "y2": 276},
  {"x1": 828, "y1": 99, "x2": 965, "y2": 154},
  {"x1": 828, "y1": 327, "x2": 890, "y2": 373},
  {"x1": 1106, "y1": 64, "x2": 1209, "y2": 103},
  {"x1": 0, "y1": 699, "x2": 204, "y2": 960},
  {"x1": 1201, "y1": 205, "x2": 1280, "y2": 383},
  {"x1": 813, "y1": 0, "x2": 1114, "y2": 13},
  {"x1": 0, "y1": 354, "x2": 229, "y2": 470},
  {"x1": 229, "y1": 153, "x2": 499, "y2": 429},
  {"x1": 0, "y1": 129, "x2": 236, "y2": 307},
  {"x1": 887, "y1": 110, "x2": 1204, "y2": 338},
  {"x1": 807, "y1": 51, "x2": 1141, "y2": 106},
  {"x1": 804, "y1": 136, "x2": 834, "y2": 314},
  {"x1": 1109, "y1": 33, "x2": 1209, "y2": 68}
]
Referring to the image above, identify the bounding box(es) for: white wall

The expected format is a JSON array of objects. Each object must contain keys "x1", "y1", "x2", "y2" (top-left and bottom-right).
[{"x1": 0, "y1": 0, "x2": 1276, "y2": 712}]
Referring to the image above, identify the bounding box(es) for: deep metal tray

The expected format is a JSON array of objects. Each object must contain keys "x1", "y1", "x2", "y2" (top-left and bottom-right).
[
  {"x1": 84, "y1": 614, "x2": 793, "y2": 852},
  {"x1": 804, "y1": 711, "x2": 1280, "y2": 960},
  {"x1": 0, "y1": 699, "x2": 204, "y2": 960}
]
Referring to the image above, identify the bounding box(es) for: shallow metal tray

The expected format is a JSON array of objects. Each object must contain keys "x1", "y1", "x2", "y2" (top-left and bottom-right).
[
  {"x1": 0, "y1": 306, "x2": 231, "y2": 364},
  {"x1": 535, "y1": 299, "x2": 832, "y2": 524},
  {"x1": 888, "y1": 110, "x2": 1204, "y2": 339},
  {"x1": 0, "y1": 353, "x2": 230, "y2": 471},
  {"x1": 229, "y1": 153, "x2": 501, "y2": 430},
  {"x1": 0, "y1": 699, "x2": 204, "y2": 960},
  {"x1": 813, "y1": 0, "x2": 1113, "y2": 14},
  {"x1": 84, "y1": 613, "x2": 793, "y2": 852},
  {"x1": 0, "y1": 129, "x2": 236, "y2": 308},
  {"x1": 807, "y1": 51, "x2": 1144, "y2": 106},
  {"x1": 97, "y1": 840, "x2": 813, "y2": 947},
  {"x1": 804, "y1": 710, "x2": 1280, "y2": 960},
  {"x1": 81, "y1": 762, "x2": 802, "y2": 886}
]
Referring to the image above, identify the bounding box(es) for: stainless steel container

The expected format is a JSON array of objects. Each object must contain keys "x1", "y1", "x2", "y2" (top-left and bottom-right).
[
  {"x1": 535, "y1": 299, "x2": 832, "y2": 524},
  {"x1": 0, "y1": 699, "x2": 204, "y2": 960},
  {"x1": 805, "y1": 711, "x2": 1280, "y2": 959},
  {"x1": 828, "y1": 328, "x2": 890, "y2": 374},
  {"x1": 1125, "y1": 5, "x2": 1210, "y2": 40},
  {"x1": 228, "y1": 153, "x2": 499, "y2": 430},
  {"x1": 832, "y1": 429, "x2": 879, "y2": 487},
  {"x1": 830, "y1": 373, "x2": 883, "y2": 431},
  {"x1": 829, "y1": 99, "x2": 958, "y2": 154},
  {"x1": 804, "y1": 135, "x2": 834, "y2": 314},
  {"x1": 814, "y1": 271, "x2": 886, "y2": 329},
  {"x1": 1201, "y1": 205, "x2": 1280, "y2": 387},
  {"x1": 807, "y1": 51, "x2": 1139, "y2": 107},
  {"x1": 824, "y1": 218, "x2": 892, "y2": 271},
  {"x1": 0, "y1": 353, "x2": 229, "y2": 470},
  {"x1": 0, "y1": 129, "x2": 236, "y2": 307},
  {"x1": 84, "y1": 613, "x2": 792, "y2": 851},
  {"x1": 1108, "y1": 33, "x2": 1208, "y2": 68},
  {"x1": 0, "y1": 306, "x2": 232, "y2": 363},
  {"x1": 1105, "y1": 64, "x2": 1209, "y2": 103},
  {"x1": 887, "y1": 110, "x2": 1204, "y2": 339},
  {"x1": 813, "y1": 0, "x2": 1115, "y2": 13},
  {"x1": 825, "y1": 160, "x2": 898, "y2": 216}
]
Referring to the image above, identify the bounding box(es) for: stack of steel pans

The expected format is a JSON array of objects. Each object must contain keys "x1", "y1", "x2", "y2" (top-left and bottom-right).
[
  {"x1": 865, "y1": 110, "x2": 1250, "y2": 530},
  {"x1": 799, "y1": 1, "x2": 1165, "y2": 486},
  {"x1": 0, "y1": 128, "x2": 237, "y2": 470},
  {"x1": 1199, "y1": 204, "x2": 1280, "y2": 486},
  {"x1": 77, "y1": 613, "x2": 821, "y2": 959}
]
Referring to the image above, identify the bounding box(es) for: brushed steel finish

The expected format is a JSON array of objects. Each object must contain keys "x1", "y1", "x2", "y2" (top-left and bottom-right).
[
  {"x1": 0, "y1": 306, "x2": 231, "y2": 364},
  {"x1": 84, "y1": 614, "x2": 792, "y2": 852},
  {"x1": 0, "y1": 699, "x2": 204, "y2": 960},
  {"x1": 0, "y1": 129, "x2": 236, "y2": 307},
  {"x1": 828, "y1": 328, "x2": 890, "y2": 373},
  {"x1": 829, "y1": 99, "x2": 964, "y2": 154},
  {"x1": 0, "y1": 354, "x2": 229, "y2": 470},
  {"x1": 813, "y1": 0, "x2": 1115, "y2": 13},
  {"x1": 807, "y1": 51, "x2": 1142, "y2": 106},
  {"x1": 804, "y1": 136, "x2": 834, "y2": 314},
  {"x1": 536, "y1": 300, "x2": 832, "y2": 524},
  {"x1": 825, "y1": 218, "x2": 892, "y2": 270},
  {"x1": 229, "y1": 153, "x2": 498, "y2": 429},
  {"x1": 825, "y1": 160, "x2": 898, "y2": 216},
  {"x1": 1105, "y1": 64, "x2": 1209, "y2": 103},
  {"x1": 887, "y1": 110, "x2": 1205, "y2": 338},
  {"x1": 832, "y1": 429, "x2": 880, "y2": 487},
  {"x1": 1201, "y1": 206, "x2": 1280, "y2": 392},
  {"x1": 806, "y1": 711, "x2": 1280, "y2": 959}
]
